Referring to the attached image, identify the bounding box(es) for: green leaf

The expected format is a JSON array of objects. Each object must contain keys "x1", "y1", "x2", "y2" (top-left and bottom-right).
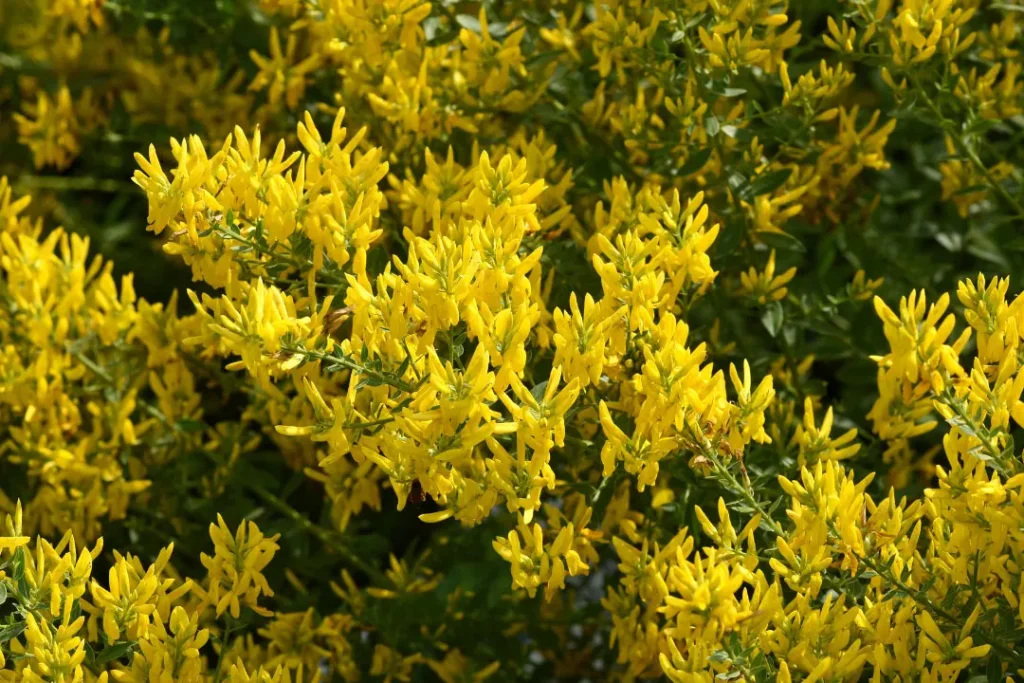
[
  {"x1": 454, "y1": 14, "x2": 480, "y2": 32},
  {"x1": 988, "y1": 652, "x2": 1003, "y2": 683},
  {"x1": 742, "y1": 168, "x2": 793, "y2": 201},
  {"x1": 0, "y1": 622, "x2": 25, "y2": 644},
  {"x1": 712, "y1": 220, "x2": 744, "y2": 257},
  {"x1": 935, "y1": 232, "x2": 962, "y2": 252},
  {"x1": 761, "y1": 302, "x2": 784, "y2": 338},
  {"x1": 759, "y1": 230, "x2": 806, "y2": 253},
  {"x1": 396, "y1": 352, "x2": 412, "y2": 379},
  {"x1": 95, "y1": 641, "x2": 136, "y2": 665},
  {"x1": 427, "y1": 28, "x2": 460, "y2": 47},
  {"x1": 176, "y1": 419, "x2": 206, "y2": 432},
  {"x1": 524, "y1": 50, "x2": 562, "y2": 69},
  {"x1": 951, "y1": 183, "x2": 989, "y2": 197},
  {"x1": 676, "y1": 147, "x2": 712, "y2": 177},
  {"x1": 0, "y1": 581, "x2": 6, "y2": 606},
  {"x1": 11, "y1": 548, "x2": 26, "y2": 597},
  {"x1": 816, "y1": 234, "x2": 837, "y2": 276},
  {"x1": 704, "y1": 115, "x2": 720, "y2": 138},
  {"x1": 727, "y1": 171, "x2": 747, "y2": 193},
  {"x1": 947, "y1": 416, "x2": 976, "y2": 438}
]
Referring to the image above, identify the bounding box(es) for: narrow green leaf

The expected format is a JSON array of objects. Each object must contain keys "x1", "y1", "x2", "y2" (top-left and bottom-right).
[
  {"x1": 677, "y1": 147, "x2": 713, "y2": 176},
  {"x1": 176, "y1": 419, "x2": 205, "y2": 433},
  {"x1": 742, "y1": 168, "x2": 793, "y2": 200},
  {"x1": 0, "y1": 622, "x2": 26, "y2": 644},
  {"x1": 759, "y1": 230, "x2": 806, "y2": 253},
  {"x1": 95, "y1": 641, "x2": 136, "y2": 665}
]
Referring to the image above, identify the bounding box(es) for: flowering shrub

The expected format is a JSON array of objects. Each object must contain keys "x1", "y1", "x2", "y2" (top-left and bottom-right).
[{"x1": 1, "y1": 0, "x2": 1024, "y2": 681}]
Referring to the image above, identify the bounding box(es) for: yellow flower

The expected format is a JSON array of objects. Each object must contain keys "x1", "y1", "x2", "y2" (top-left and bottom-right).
[
  {"x1": 821, "y1": 107, "x2": 897, "y2": 186},
  {"x1": 539, "y1": 5, "x2": 584, "y2": 62},
  {"x1": 464, "y1": 299, "x2": 538, "y2": 393},
  {"x1": 598, "y1": 401, "x2": 675, "y2": 491},
  {"x1": 189, "y1": 279, "x2": 332, "y2": 384},
  {"x1": 89, "y1": 550, "x2": 170, "y2": 643},
  {"x1": 492, "y1": 514, "x2": 589, "y2": 601},
  {"x1": 366, "y1": 553, "x2": 441, "y2": 599},
  {"x1": 200, "y1": 515, "x2": 280, "y2": 618},
  {"x1": 552, "y1": 293, "x2": 618, "y2": 388},
  {"x1": 917, "y1": 609, "x2": 991, "y2": 679},
  {"x1": 22, "y1": 601, "x2": 87, "y2": 683},
  {"x1": 459, "y1": 9, "x2": 527, "y2": 97},
  {"x1": 428, "y1": 649, "x2": 500, "y2": 683},
  {"x1": 792, "y1": 396, "x2": 860, "y2": 465},
  {"x1": 500, "y1": 366, "x2": 579, "y2": 460},
  {"x1": 1, "y1": 500, "x2": 29, "y2": 554},
  {"x1": 726, "y1": 360, "x2": 775, "y2": 452},
  {"x1": 49, "y1": 0, "x2": 105, "y2": 32},
  {"x1": 249, "y1": 27, "x2": 322, "y2": 110},
  {"x1": 871, "y1": 289, "x2": 969, "y2": 390},
  {"x1": 370, "y1": 644, "x2": 422, "y2": 683},
  {"x1": 14, "y1": 86, "x2": 80, "y2": 170},
  {"x1": 739, "y1": 249, "x2": 796, "y2": 304},
  {"x1": 850, "y1": 269, "x2": 884, "y2": 301}
]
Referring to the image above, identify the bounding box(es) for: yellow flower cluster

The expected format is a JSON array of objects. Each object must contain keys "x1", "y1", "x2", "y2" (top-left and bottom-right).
[
  {"x1": 600, "y1": 273, "x2": 1024, "y2": 680},
  {"x1": 0, "y1": 177, "x2": 202, "y2": 541},
  {"x1": 130, "y1": 102, "x2": 777, "y2": 605},
  {"x1": 2, "y1": 1, "x2": 257, "y2": 171},
  {"x1": 1, "y1": 500, "x2": 291, "y2": 682}
]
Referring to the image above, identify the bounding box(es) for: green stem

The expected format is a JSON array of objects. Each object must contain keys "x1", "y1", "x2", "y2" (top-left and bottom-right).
[
  {"x1": 247, "y1": 483, "x2": 388, "y2": 585},
  {"x1": 282, "y1": 343, "x2": 423, "y2": 394},
  {"x1": 696, "y1": 434, "x2": 785, "y2": 537},
  {"x1": 590, "y1": 467, "x2": 625, "y2": 527},
  {"x1": 212, "y1": 224, "x2": 346, "y2": 286},
  {"x1": 213, "y1": 616, "x2": 240, "y2": 683},
  {"x1": 67, "y1": 344, "x2": 182, "y2": 433},
  {"x1": 909, "y1": 75, "x2": 1024, "y2": 220},
  {"x1": 938, "y1": 389, "x2": 1007, "y2": 468}
]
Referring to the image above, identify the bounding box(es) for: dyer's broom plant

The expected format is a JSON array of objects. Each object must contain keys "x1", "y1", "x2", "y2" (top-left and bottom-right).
[{"x1": 1, "y1": 0, "x2": 1024, "y2": 680}]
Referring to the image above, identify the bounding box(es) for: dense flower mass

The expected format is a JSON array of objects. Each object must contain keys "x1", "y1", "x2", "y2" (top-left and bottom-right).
[{"x1": 1, "y1": 0, "x2": 1024, "y2": 680}]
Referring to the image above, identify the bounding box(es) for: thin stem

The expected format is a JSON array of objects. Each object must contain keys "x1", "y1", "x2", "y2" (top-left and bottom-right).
[
  {"x1": 954, "y1": 135, "x2": 1024, "y2": 219},
  {"x1": 851, "y1": 538, "x2": 1024, "y2": 668},
  {"x1": 212, "y1": 616, "x2": 238, "y2": 683},
  {"x1": 341, "y1": 415, "x2": 396, "y2": 430},
  {"x1": 282, "y1": 343, "x2": 423, "y2": 394},
  {"x1": 937, "y1": 389, "x2": 1010, "y2": 471},
  {"x1": 67, "y1": 344, "x2": 181, "y2": 433},
  {"x1": 909, "y1": 75, "x2": 1024, "y2": 220},
  {"x1": 247, "y1": 483, "x2": 388, "y2": 585},
  {"x1": 212, "y1": 224, "x2": 346, "y2": 286},
  {"x1": 590, "y1": 467, "x2": 625, "y2": 527},
  {"x1": 696, "y1": 434, "x2": 785, "y2": 537}
]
